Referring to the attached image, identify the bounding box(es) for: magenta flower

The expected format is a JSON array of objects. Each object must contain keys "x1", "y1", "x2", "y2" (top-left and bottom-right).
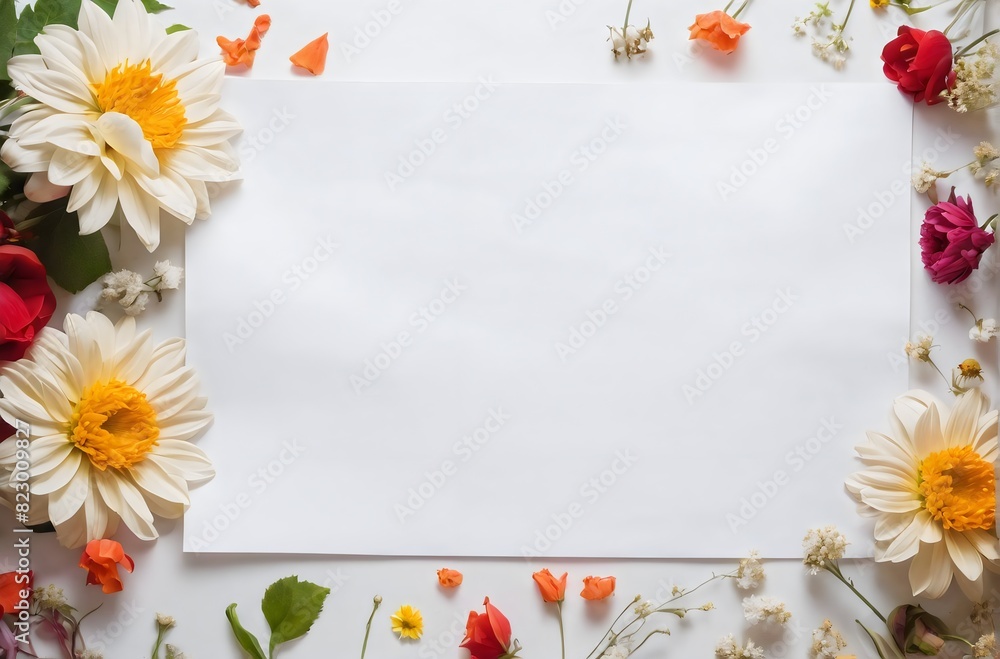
[{"x1": 919, "y1": 188, "x2": 994, "y2": 284}]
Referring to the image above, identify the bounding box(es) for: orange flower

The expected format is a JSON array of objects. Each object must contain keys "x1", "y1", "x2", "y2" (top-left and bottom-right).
[
  {"x1": 580, "y1": 575, "x2": 616, "y2": 600},
  {"x1": 0, "y1": 571, "x2": 31, "y2": 614},
  {"x1": 290, "y1": 33, "x2": 330, "y2": 76},
  {"x1": 688, "y1": 10, "x2": 751, "y2": 54},
  {"x1": 79, "y1": 539, "x2": 134, "y2": 594},
  {"x1": 217, "y1": 14, "x2": 272, "y2": 68},
  {"x1": 246, "y1": 0, "x2": 260, "y2": 5},
  {"x1": 532, "y1": 569, "x2": 567, "y2": 603},
  {"x1": 437, "y1": 568, "x2": 463, "y2": 588}
]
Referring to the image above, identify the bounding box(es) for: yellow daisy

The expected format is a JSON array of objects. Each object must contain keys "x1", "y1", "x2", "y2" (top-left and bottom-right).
[{"x1": 390, "y1": 605, "x2": 423, "y2": 640}]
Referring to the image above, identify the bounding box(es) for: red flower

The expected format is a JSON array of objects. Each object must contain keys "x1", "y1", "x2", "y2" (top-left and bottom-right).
[
  {"x1": 919, "y1": 187, "x2": 994, "y2": 284},
  {"x1": 0, "y1": 570, "x2": 31, "y2": 615},
  {"x1": 0, "y1": 245, "x2": 56, "y2": 362},
  {"x1": 881, "y1": 26, "x2": 955, "y2": 105},
  {"x1": 460, "y1": 597, "x2": 519, "y2": 659},
  {"x1": 79, "y1": 539, "x2": 134, "y2": 594}
]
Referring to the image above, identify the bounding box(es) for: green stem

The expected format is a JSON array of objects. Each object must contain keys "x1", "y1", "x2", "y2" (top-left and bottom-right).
[
  {"x1": 942, "y1": 634, "x2": 975, "y2": 647},
  {"x1": 944, "y1": 0, "x2": 976, "y2": 36},
  {"x1": 723, "y1": 0, "x2": 735, "y2": 11},
  {"x1": 827, "y1": 564, "x2": 886, "y2": 623},
  {"x1": 151, "y1": 628, "x2": 166, "y2": 659},
  {"x1": 840, "y1": 0, "x2": 856, "y2": 33},
  {"x1": 955, "y1": 28, "x2": 1000, "y2": 58},
  {"x1": 557, "y1": 602, "x2": 566, "y2": 659},
  {"x1": 926, "y1": 358, "x2": 955, "y2": 393},
  {"x1": 731, "y1": 0, "x2": 751, "y2": 19},
  {"x1": 958, "y1": 303, "x2": 980, "y2": 324},
  {"x1": 585, "y1": 597, "x2": 638, "y2": 659},
  {"x1": 361, "y1": 597, "x2": 381, "y2": 659},
  {"x1": 663, "y1": 572, "x2": 730, "y2": 605},
  {"x1": 980, "y1": 213, "x2": 998, "y2": 230},
  {"x1": 622, "y1": 0, "x2": 634, "y2": 32}
]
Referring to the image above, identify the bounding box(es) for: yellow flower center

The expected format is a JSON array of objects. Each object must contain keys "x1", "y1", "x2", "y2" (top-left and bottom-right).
[
  {"x1": 94, "y1": 60, "x2": 185, "y2": 149},
  {"x1": 70, "y1": 380, "x2": 159, "y2": 471},
  {"x1": 919, "y1": 445, "x2": 995, "y2": 532},
  {"x1": 959, "y1": 358, "x2": 983, "y2": 378}
]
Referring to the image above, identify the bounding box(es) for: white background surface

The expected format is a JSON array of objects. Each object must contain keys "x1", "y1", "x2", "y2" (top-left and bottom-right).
[
  {"x1": 183, "y1": 80, "x2": 910, "y2": 558},
  {"x1": 2, "y1": 0, "x2": 1000, "y2": 657}
]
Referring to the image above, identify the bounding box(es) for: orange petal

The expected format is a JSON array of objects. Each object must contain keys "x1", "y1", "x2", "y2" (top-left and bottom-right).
[
  {"x1": 290, "y1": 33, "x2": 329, "y2": 76},
  {"x1": 217, "y1": 36, "x2": 249, "y2": 67},
  {"x1": 254, "y1": 14, "x2": 272, "y2": 36},
  {"x1": 246, "y1": 0, "x2": 260, "y2": 5}
]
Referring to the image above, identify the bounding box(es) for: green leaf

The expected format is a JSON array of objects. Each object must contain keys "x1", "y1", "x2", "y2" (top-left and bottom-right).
[
  {"x1": 261, "y1": 576, "x2": 331, "y2": 656},
  {"x1": 226, "y1": 604, "x2": 267, "y2": 659},
  {"x1": 0, "y1": 0, "x2": 17, "y2": 79},
  {"x1": 13, "y1": 0, "x2": 80, "y2": 56},
  {"x1": 91, "y1": 0, "x2": 172, "y2": 15},
  {"x1": 165, "y1": 23, "x2": 190, "y2": 34},
  {"x1": 27, "y1": 205, "x2": 111, "y2": 293},
  {"x1": 857, "y1": 621, "x2": 906, "y2": 659}
]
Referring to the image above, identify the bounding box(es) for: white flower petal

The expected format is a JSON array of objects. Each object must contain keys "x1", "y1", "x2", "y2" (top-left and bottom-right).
[
  {"x1": 945, "y1": 530, "x2": 985, "y2": 581},
  {"x1": 117, "y1": 174, "x2": 161, "y2": 251},
  {"x1": 95, "y1": 469, "x2": 157, "y2": 540},
  {"x1": 95, "y1": 112, "x2": 159, "y2": 177},
  {"x1": 909, "y1": 540, "x2": 953, "y2": 598}
]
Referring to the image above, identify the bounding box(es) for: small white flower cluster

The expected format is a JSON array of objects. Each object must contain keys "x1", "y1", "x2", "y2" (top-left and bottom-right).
[
  {"x1": 974, "y1": 633, "x2": 997, "y2": 658},
  {"x1": 157, "y1": 612, "x2": 177, "y2": 628},
  {"x1": 79, "y1": 651, "x2": 104, "y2": 659},
  {"x1": 32, "y1": 583, "x2": 67, "y2": 610},
  {"x1": 736, "y1": 550, "x2": 765, "y2": 589},
  {"x1": 608, "y1": 21, "x2": 654, "y2": 59},
  {"x1": 792, "y1": 3, "x2": 849, "y2": 69},
  {"x1": 602, "y1": 643, "x2": 631, "y2": 659},
  {"x1": 165, "y1": 645, "x2": 187, "y2": 659},
  {"x1": 904, "y1": 335, "x2": 934, "y2": 362},
  {"x1": 101, "y1": 260, "x2": 184, "y2": 316},
  {"x1": 742, "y1": 595, "x2": 791, "y2": 626},
  {"x1": 971, "y1": 141, "x2": 1000, "y2": 187},
  {"x1": 716, "y1": 634, "x2": 765, "y2": 659},
  {"x1": 633, "y1": 599, "x2": 654, "y2": 618},
  {"x1": 802, "y1": 525, "x2": 848, "y2": 574},
  {"x1": 912, "y1": 162, "x2": 949, "y2": 194},
  {"x1": 811, "y1": 619, "x2": 847, "y2": 659},
  {"x1": 971, "y1": 318, "x2": 1000, "y2": 342},
  {"x1": 944, "y1": 41, "x2": 999, "y2": 113}
]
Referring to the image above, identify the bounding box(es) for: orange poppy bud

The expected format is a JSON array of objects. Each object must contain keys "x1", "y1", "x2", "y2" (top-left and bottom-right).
[
  {"x1": 580, "y1": 575, "x2": 616, "y2": 600},
  {"x1": 437, "y1": 568, "x2": 463, "y2": 588},
  {"x1": 532, "y1": 569, "x2": 567, "y2": 603}
]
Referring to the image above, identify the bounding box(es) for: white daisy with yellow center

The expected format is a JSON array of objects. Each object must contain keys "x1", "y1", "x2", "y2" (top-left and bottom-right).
[
  {"x1": 846, "y1": 389, "x2": 999, "y2": 599},
  {"x1": 1, "y1": 0, "x2": 241, "y2": 251},
  {"x1": 0, "y1": 312, "x2": 214, "y2": 548}
]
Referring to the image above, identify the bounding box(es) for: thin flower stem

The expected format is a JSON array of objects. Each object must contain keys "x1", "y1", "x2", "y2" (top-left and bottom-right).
[
  {"x1": 731, "y1": 0, "x2": 751, "y2": 19},
  {"x1": 361, "y1": 597, "x2": 381, "y2": 659},
  {"x1": 663, "y1": 572, "x2": 731, "y2": 605},
  {"x1": 632, "y1": 629, "x2": 670, "y2": 654},
  {"x1": 723, "y1": 0, "x2": 735, "y2": 12},
  {"x1": 840, "y1": 0, "x2": 856, "y2": 34},
  {"x1": 958, "y1": 303, "x2": 980, "y2": 324},
  {"x1": 942, "y1": 634, "x2": 975, "y2": 647},
  {"x1": 826, "y1": 563, "x2": 886, "y2": 623},
  {"x1": 622, "y1": 0, "x2": 634, "y2": 33},
  {"x1": 926, "y1": 358, "x2": 955, "y2": 393},
  {"x1": 944, "y1": 0, "x2": 978, "y2": 36},
  {"x1": 955, "y1": 28, "x2": 1000, "y2": 59},
  {"x1": 557, "y1": 602, "x2": 566, "y2": 659},
  {"x1": 586, "y1": 597, "x2": 638, "y2": 659},
  {"x1": 980, "y1": 213, "x2": 998, "y2": 230},
  {"x1": 151, "y1": 628, "x2": 167, "y2": 658}
]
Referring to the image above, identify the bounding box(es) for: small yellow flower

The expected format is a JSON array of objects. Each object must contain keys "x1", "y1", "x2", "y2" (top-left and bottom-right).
[
  {"x1": 391, "y1": 605, "x2": 423, "y2": 640},
  {"x1": 960, "y1": 358, "x2": 984, "y2": 378},
  {"x1": 869, "y1": 0, "x2": 889, "y2": 7}
]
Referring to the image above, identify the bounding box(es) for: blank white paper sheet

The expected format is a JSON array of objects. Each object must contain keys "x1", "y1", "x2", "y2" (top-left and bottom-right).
[{"x1": 184, "y1": 81, "x2": 910, "y2": 557}]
